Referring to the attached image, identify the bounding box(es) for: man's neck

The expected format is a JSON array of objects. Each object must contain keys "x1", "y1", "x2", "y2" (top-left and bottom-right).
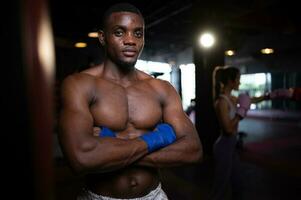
[{"x1": 102, "y1": 60, "x2": 138, "y2": 84}]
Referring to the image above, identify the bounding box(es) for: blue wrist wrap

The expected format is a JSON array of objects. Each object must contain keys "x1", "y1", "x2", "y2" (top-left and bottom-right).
[
  {"x1": 140, "y1": 123, "x2": 176, "y2": 152},
  {"x1": 99, "y1": 126, "x2": 116, "y2": 137}
]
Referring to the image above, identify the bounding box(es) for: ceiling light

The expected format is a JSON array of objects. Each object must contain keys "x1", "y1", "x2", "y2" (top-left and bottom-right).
[
  {"x1": 261, "y1": 48, "x2": 274, "y2": 54},
  {"x1": 225, "y1": 50, "x2": 235, "y2": 56},
  {"x1": 88, "y1": 32, "x2": 98, "y2": 38},
  {"x1": 199, "y1": 32, "x2": 215, "y2": 48},
  {"x1": 75, "y1": 42, "x2": 87, "y2": 48}
]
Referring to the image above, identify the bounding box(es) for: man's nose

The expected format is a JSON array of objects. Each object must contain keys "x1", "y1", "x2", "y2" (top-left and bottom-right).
[{"x1": 124, "y1": 33, "x2": 136, "y2": 45}]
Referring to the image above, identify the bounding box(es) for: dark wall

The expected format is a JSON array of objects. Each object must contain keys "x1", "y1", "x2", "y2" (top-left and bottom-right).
[
  {"x1": 3, "y1": 1, "x2": 34, "y2": 198},
  {"x1": 191, "y1": 1, "x2": 226, "y2": 155},
  {"x1": 3, "y1": 0, "x2": 55, "y2": 199},
  {"x1": 55, "y1": 44, "x2": 104, "y2": 82}
]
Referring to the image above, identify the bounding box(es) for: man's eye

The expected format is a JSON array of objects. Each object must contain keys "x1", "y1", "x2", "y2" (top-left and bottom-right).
[
  {"x1": 135, "y1": 31, "x2": 143, "y2": 38},
  {"x1": 114, "y1": 30, "x2": 123, "y2": 37}
]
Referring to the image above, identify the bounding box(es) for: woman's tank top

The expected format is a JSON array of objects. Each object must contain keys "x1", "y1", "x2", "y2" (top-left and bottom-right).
[{"x1": 219, "y1": 94, "x2": 236, "y2": 120}]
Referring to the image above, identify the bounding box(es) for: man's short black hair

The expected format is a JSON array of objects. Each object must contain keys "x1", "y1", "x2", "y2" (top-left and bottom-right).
[{"x1": 101, "y1": 3, "x2": 143, "y2": 30}]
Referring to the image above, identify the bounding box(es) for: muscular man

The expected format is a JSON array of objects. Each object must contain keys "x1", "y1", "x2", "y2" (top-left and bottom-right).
[{"x1": 58, "y1": 3, "x2": 202, "y2": 200}]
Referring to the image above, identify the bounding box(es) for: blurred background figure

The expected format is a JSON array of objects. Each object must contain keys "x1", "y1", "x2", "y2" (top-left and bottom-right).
[
  {"x1": 209, "y1": 66, "x2": 269, "y2": 200},
  {"x1": 186, "y1": 98, "x2": 196, "y2": 124},
  {"x1": 269, "y1": 87, "x2": 301, "y2": 101}
]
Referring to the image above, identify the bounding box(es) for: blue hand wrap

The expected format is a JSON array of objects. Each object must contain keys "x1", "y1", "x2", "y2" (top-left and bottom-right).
[
  {"x1": 140, "y1": 123, "x2": 176, "y2": 152},
  {"x1": 99, "y1": 126, "x2": 116, "y2": 137}
]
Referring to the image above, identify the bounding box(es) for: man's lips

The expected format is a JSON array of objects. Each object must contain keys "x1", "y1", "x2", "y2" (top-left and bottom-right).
[{"x1": 122, "y1": 49, "x2": 137, "y2": 57}]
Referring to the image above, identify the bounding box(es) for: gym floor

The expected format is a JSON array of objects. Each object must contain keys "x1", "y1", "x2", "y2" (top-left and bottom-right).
[{"x1": 54, "y1": 109, "x2": 301, "y2": 200}]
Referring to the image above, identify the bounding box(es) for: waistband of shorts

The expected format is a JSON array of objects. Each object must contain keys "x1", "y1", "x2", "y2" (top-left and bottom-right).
[{"x1": 85, "y1": 183, "x2": 162, "y2": 200}]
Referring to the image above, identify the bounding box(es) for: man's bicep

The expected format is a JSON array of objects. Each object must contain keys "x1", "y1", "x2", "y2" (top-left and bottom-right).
[
  {"x1": 59, "y1": 78, "x2": 95, "y2": 151},
  {"x1": 61, "y1": 80, "x2": 93, "y2": 128},
  {"x1": 59, "y1": 107, "x2": 93, "y2": 136},
  {"x1": 161, "y1": 85, "x2": 196, "y2": 138}
]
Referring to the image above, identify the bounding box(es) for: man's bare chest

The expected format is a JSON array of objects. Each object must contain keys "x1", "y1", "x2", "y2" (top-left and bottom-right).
[{"x1": 90, "y1": 83, "x2": 163, "y2": 130}]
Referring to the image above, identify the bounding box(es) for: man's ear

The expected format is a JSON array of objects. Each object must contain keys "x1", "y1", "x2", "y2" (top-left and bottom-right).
[{"x1": 98, "y1": 30, "x2": 105, "y2": 46}]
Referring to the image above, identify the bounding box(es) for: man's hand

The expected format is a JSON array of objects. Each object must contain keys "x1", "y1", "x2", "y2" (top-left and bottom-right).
[
  {"x1": 94, "y1": 123, "x2": 176, "y2": 153},
  {"x1": 94, "y1": 126, "x2": 116, "y2": 137},
  {"x1": 140, "y1": 123, "x2": 176, "y2": 153}
]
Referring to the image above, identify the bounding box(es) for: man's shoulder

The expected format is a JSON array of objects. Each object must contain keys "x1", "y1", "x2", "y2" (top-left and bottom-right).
[
  {"x1": 145, "y1": 77, "x2": 172, "y2": 89},
  {"x1": 64, "y1": 72, "x2": 93, "y2": 81},
  {"x1": 151, "y1": 78, "x2": 173, "y2": 89},
  {"x1": 64, "y1": 64, "x2": 102, "y2": 82},
  {"x1": 135, "y1": 69, "x2": 175, "y2": 91},
  {"x1": 61, "y1": 72, "x2": 96, "y2": 90},
  {"x1": 136, "y1": 69, "x2": 152, "y2": 80}
]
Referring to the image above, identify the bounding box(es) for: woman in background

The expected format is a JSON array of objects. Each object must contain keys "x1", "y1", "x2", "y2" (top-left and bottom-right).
[{"x1": 209, "y1": 66, "x2": 267, "y2": 200}]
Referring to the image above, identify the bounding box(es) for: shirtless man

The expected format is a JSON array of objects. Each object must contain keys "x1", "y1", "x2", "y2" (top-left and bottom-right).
[{"x1": 58, "y1": 3, "x2": 202, "y2": 199}]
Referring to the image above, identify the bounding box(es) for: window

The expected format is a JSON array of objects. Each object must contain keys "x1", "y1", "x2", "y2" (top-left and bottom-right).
[
  {"x1": 135, "y1": 60, "x2": 171, "y2": 81},
  {"x1": 233, "y1": 73, "x2": 272, "y2": 109},
  {"x1": 135, "y1": 60, "x2": 196, "y2": 110},
  {"x1": 180, "y1": 64, "x2": 195, "y2": 110}
]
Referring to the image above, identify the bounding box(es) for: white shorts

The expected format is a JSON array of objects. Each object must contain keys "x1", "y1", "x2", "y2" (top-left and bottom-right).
[{"x1": 77, "y1": 183, "x2": 168, "y2": 200}]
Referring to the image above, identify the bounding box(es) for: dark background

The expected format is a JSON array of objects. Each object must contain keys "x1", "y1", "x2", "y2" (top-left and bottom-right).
[{"x1": 3, "y1": 0, "x2": 300, "y2": 199}]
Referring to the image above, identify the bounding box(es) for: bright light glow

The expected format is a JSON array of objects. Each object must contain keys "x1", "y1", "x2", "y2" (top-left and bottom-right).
[
  {"x1": 38, "y1": 12, "x2": 55, "y2": 81},
  {"x1": 255, "y1": 91, "x2": 262, "y2": 97},
  {"x1": 250, "y1": 104, "x2": 256, "y2": 110},
  {"x1": 75, "y1": 42, "x2": 87, "y2": 48},
  {"x1": 199, "y1": 32, "x2": 215, "y2": 48},
  {"x1": 225, "y1": 50, "x2": 235, "y2": 56},
  {"x1": 88, "y1": 32, "x2": 98, "y2": 38},
  {"x1": 180, "y1": 64, "x2": 195, "y2": 110},
  {"x1": 261, "y1": 48, "x2": 274, "y2": 54}
]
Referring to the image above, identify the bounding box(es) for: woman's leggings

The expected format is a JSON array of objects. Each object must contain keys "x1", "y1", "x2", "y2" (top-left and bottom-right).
[{"x1": 209, "y1": 135, "x2": 243, "y2": 200}]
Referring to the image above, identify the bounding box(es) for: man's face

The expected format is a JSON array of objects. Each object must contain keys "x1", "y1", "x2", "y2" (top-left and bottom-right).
[{"x1": 104, "y1": 12, "x2": 144, "y2": 68}]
